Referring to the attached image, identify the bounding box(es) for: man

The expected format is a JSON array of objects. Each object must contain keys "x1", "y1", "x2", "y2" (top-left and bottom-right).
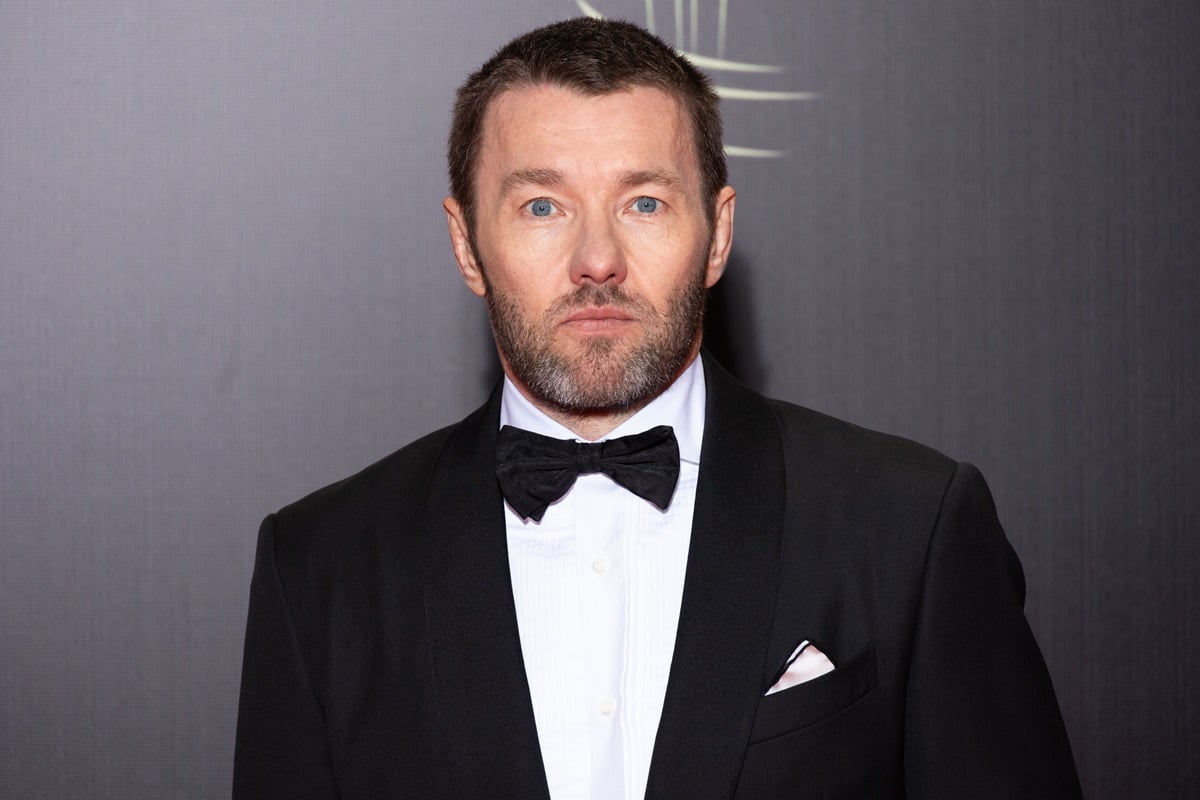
[{"x1": 234, "y1": 18, "x2": 1081, "y2": 799}]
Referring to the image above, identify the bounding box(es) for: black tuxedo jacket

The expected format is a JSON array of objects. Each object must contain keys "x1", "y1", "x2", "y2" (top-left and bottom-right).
[{"x1": 234, "y1": 355, "x2": 1081, "y2": 798}]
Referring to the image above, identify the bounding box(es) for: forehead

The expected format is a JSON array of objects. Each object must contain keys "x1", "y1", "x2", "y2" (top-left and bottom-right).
[{"x1": 476, "y1": 84, "x2": 698, "y2": 187}]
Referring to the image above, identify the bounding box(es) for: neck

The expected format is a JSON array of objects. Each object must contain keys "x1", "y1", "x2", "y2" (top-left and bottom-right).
[{"x1": 540, "y1": 406, "x2": 641, "y2": 442}]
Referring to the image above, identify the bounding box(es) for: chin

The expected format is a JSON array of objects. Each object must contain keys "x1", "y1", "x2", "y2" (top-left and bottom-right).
[{"x1": 541, "y1": 348, "x2": 682, "y2": 413}]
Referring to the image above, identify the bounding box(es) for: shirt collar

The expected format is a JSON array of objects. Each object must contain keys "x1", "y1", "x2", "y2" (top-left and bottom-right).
[{"x1": 499, "y1": 356, "x2": 706, "y2": 465}]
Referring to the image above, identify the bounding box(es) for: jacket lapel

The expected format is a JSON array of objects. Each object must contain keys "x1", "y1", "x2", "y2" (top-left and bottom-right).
[
  {"x1": 644, "y1": 354, "x2": 786, "y2": 799},
  {"x1": 421, "y1": 387, "x2": 551, "y2": 799}
]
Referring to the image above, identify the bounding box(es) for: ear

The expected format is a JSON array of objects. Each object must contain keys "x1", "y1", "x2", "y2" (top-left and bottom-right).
[
  {"x1": 444, "y1": 196, "x2": 487, "y2": 297},
  {"x1": 704, "y1": 186, "x2": 737, "y2": 288}
]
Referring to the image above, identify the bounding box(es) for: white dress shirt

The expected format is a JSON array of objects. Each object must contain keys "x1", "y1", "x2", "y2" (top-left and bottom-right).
[{"x1": 500, "y1": 357, "x2": 706, "y2": 800}]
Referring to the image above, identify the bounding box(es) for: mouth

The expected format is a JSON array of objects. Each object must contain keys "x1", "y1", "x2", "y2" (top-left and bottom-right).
[{"x1": 561, "y1": 306, "x2": 636, "y2": 332}]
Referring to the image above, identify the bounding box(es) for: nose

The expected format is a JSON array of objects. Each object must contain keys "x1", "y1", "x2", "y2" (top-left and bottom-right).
[{"x1": 569, "y1": 214, "x2": 627, "y2": 285}]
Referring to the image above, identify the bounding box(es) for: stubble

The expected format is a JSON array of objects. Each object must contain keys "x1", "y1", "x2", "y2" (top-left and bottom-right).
[{"x1": 484, "y1": 268, "x2": 708, "y2": 415}]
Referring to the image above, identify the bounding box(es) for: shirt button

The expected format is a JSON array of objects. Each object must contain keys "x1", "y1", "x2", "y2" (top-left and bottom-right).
[
  {"x1": 598, "y1": 696, "x2": 617, "y2": 717},
  {"x1": 592, "y1": 556, "x2": 610, "y2": 574}
]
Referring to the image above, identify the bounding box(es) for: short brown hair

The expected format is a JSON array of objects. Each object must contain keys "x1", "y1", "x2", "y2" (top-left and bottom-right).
[{"x1": 447, "y1": 17, "x2": 727, "y2": 234}]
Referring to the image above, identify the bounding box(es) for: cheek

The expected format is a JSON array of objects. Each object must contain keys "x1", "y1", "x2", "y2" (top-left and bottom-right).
[
  {"x1": 483, "y1": 261, "x2": 559, "y2": 319},
  {"x1": 633, "y1": 213, "x2": 708, "y2": 256},
  {"x1": 640, "y1": 234, "x2": 710, "y2": 286},
  {"x1": 485, "y1": 226, "x2": 571, "y2": 277}
]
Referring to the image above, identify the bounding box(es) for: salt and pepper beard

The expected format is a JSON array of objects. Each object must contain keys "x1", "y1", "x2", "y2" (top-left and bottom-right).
[{"x1": 481, "y1": 259, "x2": 709, "y2": 415}]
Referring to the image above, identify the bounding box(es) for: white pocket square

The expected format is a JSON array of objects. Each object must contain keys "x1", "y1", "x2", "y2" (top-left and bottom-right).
[{"x1": 765, "y1": 640, "x2": 836, "y2": 695}]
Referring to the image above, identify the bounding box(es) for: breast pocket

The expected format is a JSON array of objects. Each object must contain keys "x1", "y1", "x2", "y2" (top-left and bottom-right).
[{"x1": 748, "y1": 644, "x2": 879, "y2": 743}]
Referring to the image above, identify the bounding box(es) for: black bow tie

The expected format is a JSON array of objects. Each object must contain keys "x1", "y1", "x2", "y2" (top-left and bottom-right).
[{"x1": 495, "y1": 424, "x2": 681, "y2": 522}]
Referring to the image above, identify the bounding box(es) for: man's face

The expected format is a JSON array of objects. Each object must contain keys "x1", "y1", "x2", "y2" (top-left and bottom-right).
[{"x1": 445, "y1": 84, "x2": 735, "y2": 415}]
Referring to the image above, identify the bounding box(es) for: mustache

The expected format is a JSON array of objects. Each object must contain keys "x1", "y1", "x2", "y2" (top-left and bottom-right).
[{"x1": 549, "y1": 283, "x2": 652, "y2": 315}]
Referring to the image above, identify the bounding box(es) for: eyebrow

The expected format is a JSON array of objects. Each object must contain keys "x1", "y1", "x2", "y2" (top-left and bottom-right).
[
  {"x1": 500, "y1": 168, "x2": 565, "y2": 197},
  {"x1": 498, "y1": 168, "x2": 688, "y2": 198},
  {"x1": 616, "y1": 169, "x2": 686, "y2": 192}
]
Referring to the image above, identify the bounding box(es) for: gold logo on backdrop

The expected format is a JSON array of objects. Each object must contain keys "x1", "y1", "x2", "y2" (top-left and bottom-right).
[{"x1": 575, "y1": 0, "x2": 816, "y2": 158}]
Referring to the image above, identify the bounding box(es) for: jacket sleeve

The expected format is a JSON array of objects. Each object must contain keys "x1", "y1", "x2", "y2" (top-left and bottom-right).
[
  {"x1": 903, "y1": 463, "x2": 1082, "y2": 798},
  {"x1": 232, "y1": 515, "x2": 340, "y2": 799}
]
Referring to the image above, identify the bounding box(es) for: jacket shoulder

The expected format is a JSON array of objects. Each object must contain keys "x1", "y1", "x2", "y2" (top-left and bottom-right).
[
  {"x1": 765, "y1": 396, "x2": 956, "y2": 471},
  {"x1": 765, "y1": 396, "x2": 959, "y2": 500},
  {"x1": 270, "y1": 422, "x2": 457, "y2": 542},
  {"x1": 703, "y1": 353, "x2": 958, "y2": 495}
]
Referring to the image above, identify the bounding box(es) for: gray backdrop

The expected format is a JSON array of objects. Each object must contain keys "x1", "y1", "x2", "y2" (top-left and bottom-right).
[{"x1": 2, "y1": 1, "x2": 1197, "y2": 797}]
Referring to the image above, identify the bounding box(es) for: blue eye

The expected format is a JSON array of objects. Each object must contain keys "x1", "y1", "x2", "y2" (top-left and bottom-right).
[
  {"x1": 528, "y1": 199, "x2": 556, "y2": 217},
  {"x1": 634, "y1": 197, "x2": 659, "y2": 213}
]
